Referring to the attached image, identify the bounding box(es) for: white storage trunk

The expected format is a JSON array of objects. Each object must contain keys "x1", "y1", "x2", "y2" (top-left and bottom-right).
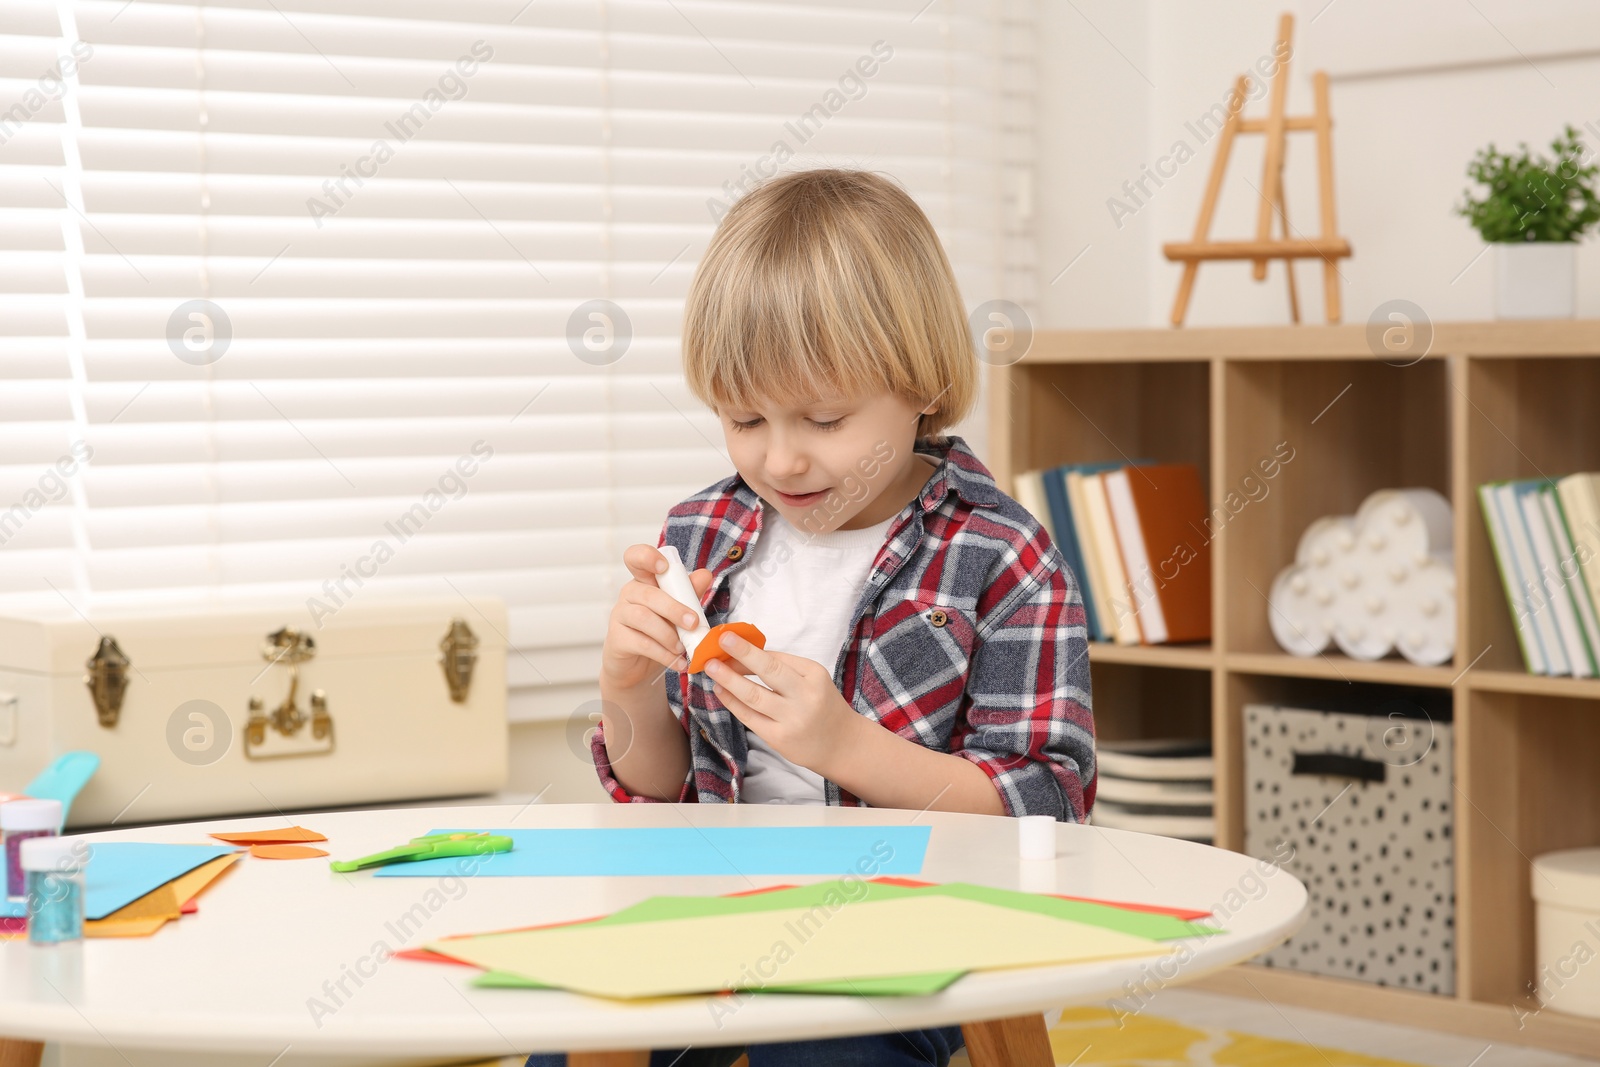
[{"x1": 0, "y1": 596, "x2": 508, "y2": 828}]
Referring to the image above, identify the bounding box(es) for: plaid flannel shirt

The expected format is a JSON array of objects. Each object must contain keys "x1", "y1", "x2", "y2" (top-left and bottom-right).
[{"x1": 590, "y1": 434, "x2": 1097, "y2": 821}]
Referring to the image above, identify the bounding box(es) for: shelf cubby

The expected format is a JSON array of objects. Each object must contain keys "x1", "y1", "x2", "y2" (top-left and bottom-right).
[
  {"x1": 1462, "y1": 356, "x2": 1600, "y2": 674},
  {"x1": 1088, "y1": 661, "x2": 1211, "y2": 745},
  {"x1": 989, "y1": 321, "x2": 1600, "y2": 1058},
  {"x1": 1221, "y1": 357, "x2": 1450, "y2": 660},
  {"x1": 1456, "y1": 687, "x2": 1600, "y2": 1005}
]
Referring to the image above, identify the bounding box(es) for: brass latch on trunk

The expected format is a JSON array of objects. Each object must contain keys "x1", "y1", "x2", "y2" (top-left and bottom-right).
[
  {"x1": 85, "y1": 635, "x2": 130, "y2": 728},
  {"x1": 439, "y1": 618, "x2": 479, "y2": 703}
]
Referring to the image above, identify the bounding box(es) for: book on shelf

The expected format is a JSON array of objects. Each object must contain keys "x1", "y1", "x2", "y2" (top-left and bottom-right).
[
  {"x1": 1478, "y1": 475, "x2": 1600, "y2": 676},
  {"x1": 1014, "y1": 461, "x2": 1211, "y2": 647}
]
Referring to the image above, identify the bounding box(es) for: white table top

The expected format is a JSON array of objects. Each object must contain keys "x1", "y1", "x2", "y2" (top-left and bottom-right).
[{"x1": 0, "y1": 802, "x2": 1307, "y2": 1066}]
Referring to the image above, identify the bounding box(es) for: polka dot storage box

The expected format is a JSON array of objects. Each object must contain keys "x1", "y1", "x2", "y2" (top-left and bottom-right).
[{"x1": 1243, "y1": 701, "x2": 1455, "y2": 994}]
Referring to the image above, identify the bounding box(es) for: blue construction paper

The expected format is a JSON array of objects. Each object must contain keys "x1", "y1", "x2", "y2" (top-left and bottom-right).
[
  {"x1": 371, "y1": 826, "x2": 930, "y2": 878},
  {"x1": 0, "y1": 842, "x2": 239, "y2": 921}
]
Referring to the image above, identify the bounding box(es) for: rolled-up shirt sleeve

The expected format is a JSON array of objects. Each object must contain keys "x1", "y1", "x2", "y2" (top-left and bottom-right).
[
  {"x1": 949, "y1": 559, "x2": 1096, "y2": 822},
  {"x1": 589, "y1": 711, "x2": 695, "y2": 803}
]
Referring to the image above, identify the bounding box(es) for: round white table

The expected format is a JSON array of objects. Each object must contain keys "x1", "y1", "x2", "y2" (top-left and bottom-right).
[{"x1": 0, "y1": 803, "x2": 1307, "y2": 1067}]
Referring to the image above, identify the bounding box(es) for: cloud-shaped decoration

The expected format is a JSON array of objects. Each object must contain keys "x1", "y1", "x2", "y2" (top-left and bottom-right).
[{"x1": 1268, "y1": 488, "x2": 1455, "y2": 666}]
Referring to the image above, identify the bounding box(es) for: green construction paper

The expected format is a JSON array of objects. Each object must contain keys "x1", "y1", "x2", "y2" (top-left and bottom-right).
[
  {"x1": 599, "y1": 879, "x2": 1220, "y2": 942},
  {"x1": 470, "y1": 967, "x2": 965, "y2": 997}
]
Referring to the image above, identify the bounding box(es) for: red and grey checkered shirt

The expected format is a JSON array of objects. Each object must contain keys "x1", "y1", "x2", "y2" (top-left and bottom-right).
[{"x1": 591, "y1": 434, "x2": 1097, "y2": 822}]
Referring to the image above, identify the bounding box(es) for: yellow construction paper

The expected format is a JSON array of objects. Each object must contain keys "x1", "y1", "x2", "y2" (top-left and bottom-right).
[{"x1": 426, "y1": 893, "x2": 1167, "y2": 1000}]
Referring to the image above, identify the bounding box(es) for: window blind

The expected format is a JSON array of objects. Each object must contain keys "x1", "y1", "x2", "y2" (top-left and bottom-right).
[{"x1": 0, "y1": 0, "x2": 1035, "y2": 723}]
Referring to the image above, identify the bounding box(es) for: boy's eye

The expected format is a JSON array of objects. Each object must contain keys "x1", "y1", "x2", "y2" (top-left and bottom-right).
[
  {"x1": 730, "y1": 417, "x2": 764, "y2": 432},
  {"x1": 810, "y1": 417, "x2": 845, "y2": 431}
]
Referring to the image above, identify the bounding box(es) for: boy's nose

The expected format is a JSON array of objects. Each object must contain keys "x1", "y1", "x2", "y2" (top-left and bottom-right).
[{"x1": 762, "y1": 441, "x2": 809, "y2": 482}]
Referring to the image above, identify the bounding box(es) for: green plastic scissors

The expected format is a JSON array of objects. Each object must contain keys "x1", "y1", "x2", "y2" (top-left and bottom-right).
[{"x1": 329, "y1": 831, "x2": 513, "y2": 873}]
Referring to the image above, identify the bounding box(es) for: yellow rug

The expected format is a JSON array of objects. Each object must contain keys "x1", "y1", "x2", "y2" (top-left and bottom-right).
[{"x1": 951, "y1": 1006, "x2": 1431, "y2": 1067}]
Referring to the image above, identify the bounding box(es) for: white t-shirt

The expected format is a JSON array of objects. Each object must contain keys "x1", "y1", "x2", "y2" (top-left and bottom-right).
[{"x1": 725, "y1": 501, "x2": 896, "y2": 804}]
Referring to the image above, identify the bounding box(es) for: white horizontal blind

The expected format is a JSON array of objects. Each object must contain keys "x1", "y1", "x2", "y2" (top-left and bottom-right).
[{"x1": 0, "y1": 0, "x2": 1032, "y2": 721}]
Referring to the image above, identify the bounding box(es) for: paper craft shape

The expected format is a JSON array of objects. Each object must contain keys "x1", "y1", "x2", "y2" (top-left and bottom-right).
[
  {"x1": 426, "y1": 893, "x2": 1168, "y2": 1000},
  {"x1": 374, "y1": 826, "x2": 931, "y2": 878},
  {"x1": 209, "y1": 826, "x2": 327, "y2": 845},
  {"x1": 687, "y1": 621, "x2": 767, "y2": 673},
  {"x1": 1269, "y1": 488, "x2": 1455, "y2": 665},
  {"x1": 249, "y1": 844, "x2": 330, "y2": 859},
  {"x1": 0, "y1": 842, "x2": 239, "y2": 921}
]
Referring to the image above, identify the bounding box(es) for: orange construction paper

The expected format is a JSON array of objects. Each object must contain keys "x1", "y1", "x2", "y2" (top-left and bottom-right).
[
  {"x1": 88, "y1": 886, "x2": 182, "y2": 925},
  {"x1": 86, "y1": 916, "x2": 171, "y2": 938},
  {"x1": 687, "y1": 621, "x2": 766, "y2": 673},
  {"x1": 249, "y1": 843, "x2": 329, "y2": 859},
  {"x1": 169, "y1": 852, "x2": 243, "y2": 904},
  {"x1": 209, "y1": 826, "x2": 327, "y2": 845}
]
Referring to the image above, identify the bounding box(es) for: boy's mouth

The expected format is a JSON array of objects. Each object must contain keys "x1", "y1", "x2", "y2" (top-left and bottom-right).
[{"x1": 774, "y1": 487, "x2": 829, "y2": 507}]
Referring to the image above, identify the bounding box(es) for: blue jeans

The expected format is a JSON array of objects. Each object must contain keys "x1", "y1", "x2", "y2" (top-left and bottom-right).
[{"x1": 524, "y1": 1024, "x2": 965, "y2": 1066}]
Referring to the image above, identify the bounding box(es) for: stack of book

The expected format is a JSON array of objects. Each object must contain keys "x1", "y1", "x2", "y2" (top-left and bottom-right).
[
  {"x1": 1014, "y1": 462, "x2": 1212, "y2": 645},
  {"x1": 1479, "y1": 474, "x2": 1600, "y2": 676},
  {"x1": 1091, "y1": 738, "x2": 1216, "y2": 843}
]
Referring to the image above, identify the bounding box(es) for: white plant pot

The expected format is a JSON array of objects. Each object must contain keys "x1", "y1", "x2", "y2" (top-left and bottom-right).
[{"x1": 1493, "y1": 241, "x2": 1576, "y2": 319}]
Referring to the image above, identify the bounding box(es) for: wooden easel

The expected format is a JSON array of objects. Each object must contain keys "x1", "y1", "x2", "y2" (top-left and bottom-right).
[{"x1": 1163, "y1": 12, "x2": 1351, "y2": 326}]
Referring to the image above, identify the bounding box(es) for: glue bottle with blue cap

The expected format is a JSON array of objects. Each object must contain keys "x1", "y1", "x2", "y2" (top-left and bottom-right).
[{"x1": 21, "y1": 836, "x2": 85, "y2": 944}]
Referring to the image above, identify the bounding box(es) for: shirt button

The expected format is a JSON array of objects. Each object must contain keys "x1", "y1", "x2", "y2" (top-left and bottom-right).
[
  {"x1": 929, "y1": 609, "x2": 948, "y2": 627},
  {"x1": 699, "y1": 726, "x2": 711, "y2": 741},
  {"x1": 726, "y1": 545, "x2": 744, "y2": 561}
]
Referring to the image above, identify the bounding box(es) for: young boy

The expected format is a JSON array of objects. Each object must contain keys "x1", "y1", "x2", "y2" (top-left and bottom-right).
[{"x1": 530, "y1": 169, "x2": 1095, "y2": 1067}]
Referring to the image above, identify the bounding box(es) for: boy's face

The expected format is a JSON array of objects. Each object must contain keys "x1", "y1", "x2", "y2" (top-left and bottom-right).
[{"x1": 719, "y1": 389, "x2": 939, "y2": 535}]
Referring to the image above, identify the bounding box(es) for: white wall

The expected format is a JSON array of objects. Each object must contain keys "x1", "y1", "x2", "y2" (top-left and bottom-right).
[
  {"x1": 1034, "y1": 0, "x2": 1152, "y2": 328},
  {"x1": 1036, "y1": 0, "x2": 1600, "y2": 328}
]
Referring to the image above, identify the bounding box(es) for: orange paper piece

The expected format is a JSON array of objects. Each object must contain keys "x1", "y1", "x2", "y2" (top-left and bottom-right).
[
  {"x1": 687, "y1": 621, "x2": 767, "y2": 673},
  {"x1": 209, "y1": 826, "x2": 327, "y2": 845},
  {"x1": 86, "y1": 917, "x2": 170, "y2": 938},
  {"x1": 249, "y1": 843, "x2": 330, "y2": 859}
]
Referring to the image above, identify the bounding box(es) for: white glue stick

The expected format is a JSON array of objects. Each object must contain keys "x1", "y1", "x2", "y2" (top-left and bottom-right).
[
  {"x1": 1018, "y1": 814, "x2": 1056, "y2": 860},
  {"x1": 657, "y1": 546, "x2": 712, "y2": 666}
]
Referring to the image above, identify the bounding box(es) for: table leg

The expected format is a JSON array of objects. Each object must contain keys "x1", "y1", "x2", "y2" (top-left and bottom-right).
[
  {"x1": 962, "y1": 1012, "x2": 1052, "y2": 1067},
  {"x1": 0, "y1": 1040, "x2": 42, "y2": 1067},
  {"x1": 566, "y1": 1053, "x2": 649, "y2": 1066}
]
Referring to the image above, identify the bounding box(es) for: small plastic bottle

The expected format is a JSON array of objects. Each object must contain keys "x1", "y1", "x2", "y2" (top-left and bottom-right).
[
  {"x1": 22, "y1": 836, "x2": 85, "y2": 944},
  {"x1": 2, "y1": 798, "x2": 62, "y2": 900}
]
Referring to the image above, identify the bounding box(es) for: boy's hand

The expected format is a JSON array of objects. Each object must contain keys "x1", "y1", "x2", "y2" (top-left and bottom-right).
[
  {"x1": 704, "y1": 630, "x2": 861, "y2": 774},
  {"x1": 601, "y1": 544, "x2": 718, "y2": 692}
]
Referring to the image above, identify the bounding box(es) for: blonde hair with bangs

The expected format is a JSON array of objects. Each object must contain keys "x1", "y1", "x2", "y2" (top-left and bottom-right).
[{"x1": 682, "y1": 168, "x2": 976, "y2": 443}]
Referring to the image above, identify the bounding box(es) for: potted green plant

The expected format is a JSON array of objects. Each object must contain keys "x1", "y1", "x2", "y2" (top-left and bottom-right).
[{"x1": 1457, "y1": 124, "x2": 1599, "y2": 319}]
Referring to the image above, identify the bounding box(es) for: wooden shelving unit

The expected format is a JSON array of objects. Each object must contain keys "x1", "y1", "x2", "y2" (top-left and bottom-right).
[{"x1": 989, "y1": 320, "x2": 1600, "y2": 1058}]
